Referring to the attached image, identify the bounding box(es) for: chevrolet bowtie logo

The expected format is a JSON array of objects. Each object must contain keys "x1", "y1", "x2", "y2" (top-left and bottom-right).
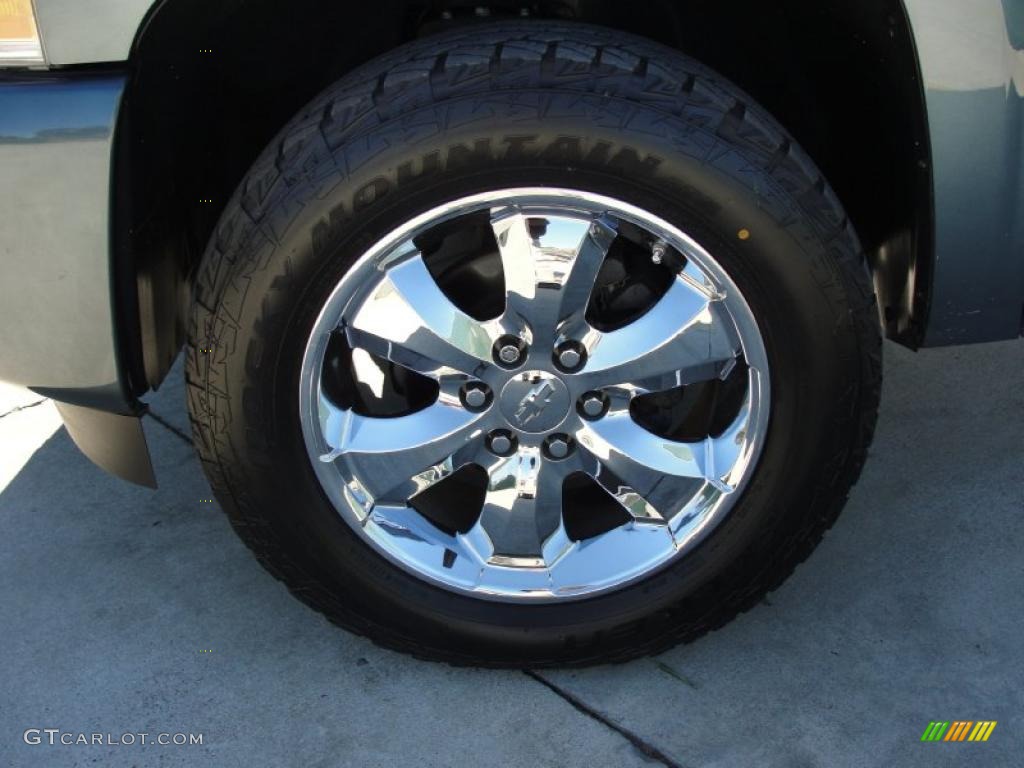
[{"x1": 514, "y1": 380, "x2": 557, "y2": 426}]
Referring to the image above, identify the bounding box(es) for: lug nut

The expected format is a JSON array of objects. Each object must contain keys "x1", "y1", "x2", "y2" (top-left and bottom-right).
[
  {"x1": 494, "y1": 336, "x2": 526, "y2": 368},
  {"x1": 487, "y1": 430, "x2": 515, "y2": 457},
  {"x1": 461, "y1": 382, "x2": 490, "y2": 410},
  {"x1": 499, "y1": 344, "x2": 520, "y2": 364},
  {"x1": 544, "y1": 434, "x2": 573, "y2": 460},
  {"x1": 558, "y1": 348, "x2": 581, "y2": 369},
  {"x1": 554, "y1": 341, "x2": 586, "y2": 372},
  {"x1": 579, "y1": 392, "x2": 607, "y2": 419}
]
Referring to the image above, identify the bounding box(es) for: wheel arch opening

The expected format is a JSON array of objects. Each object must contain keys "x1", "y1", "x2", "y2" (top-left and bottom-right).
[{"x1": 113, "y1": 0, "x2": 932, "y2": 393}]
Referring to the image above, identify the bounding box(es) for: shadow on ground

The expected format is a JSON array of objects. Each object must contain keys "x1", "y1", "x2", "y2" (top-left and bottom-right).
[{"x1": 1, "y1": 340, "x2": 1021, "y2": 767}]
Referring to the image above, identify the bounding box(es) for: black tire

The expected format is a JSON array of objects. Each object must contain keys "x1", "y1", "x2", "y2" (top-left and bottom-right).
[{"x1": 186, "y1": 20, "x2": 881, "y2": 666}]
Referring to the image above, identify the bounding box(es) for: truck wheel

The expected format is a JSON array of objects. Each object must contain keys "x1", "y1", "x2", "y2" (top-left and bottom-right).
[{"x1": 186, "y1": 21, "x2": 881, "y2": 666}]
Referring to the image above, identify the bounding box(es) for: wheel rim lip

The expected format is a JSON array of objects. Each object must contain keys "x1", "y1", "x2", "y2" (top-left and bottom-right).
[{"x1": 298, "y1": 188, "x2": 771, "y2": 603}]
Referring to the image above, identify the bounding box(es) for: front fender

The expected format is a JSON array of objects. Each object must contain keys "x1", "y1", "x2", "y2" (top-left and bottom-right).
[{"x1": 904, "y1": 0, "x2": 1024, "y2": 345}]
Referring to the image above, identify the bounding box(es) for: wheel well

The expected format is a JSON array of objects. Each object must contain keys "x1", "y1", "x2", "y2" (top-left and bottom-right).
[{"x1": 114, "y1": 0, "x2": 931, "y2": 393}]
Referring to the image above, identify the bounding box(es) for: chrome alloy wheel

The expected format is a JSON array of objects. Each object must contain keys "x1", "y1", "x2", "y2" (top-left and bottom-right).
[{"x1": 299, "y1": 189, "x2": 770, "y2": 601}]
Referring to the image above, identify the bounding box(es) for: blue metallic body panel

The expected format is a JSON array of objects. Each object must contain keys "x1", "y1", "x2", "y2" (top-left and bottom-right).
[
  {"x1": 0, "y1": 72, "x2": 157, "y2": 485},
  {"x1": 0, "y1": 74, "x2": 131, "y2": 411},
  {"x1": 905, "y1": 0, "x2": 1024, "y2": 345}
]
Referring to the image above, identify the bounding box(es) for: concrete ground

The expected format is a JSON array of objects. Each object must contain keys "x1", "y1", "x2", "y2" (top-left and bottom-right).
[{"x1": 1, "y1": 339, "x2": 1021, "y2": 767}]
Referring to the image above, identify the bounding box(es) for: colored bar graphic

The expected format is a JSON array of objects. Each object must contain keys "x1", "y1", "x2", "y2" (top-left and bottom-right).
[
  {"x1": 922, "y1": 720, "x2": 996, "y2": 742},
  {"x1": 944, "y1": 721, "x2": 972, "y2": 741}
]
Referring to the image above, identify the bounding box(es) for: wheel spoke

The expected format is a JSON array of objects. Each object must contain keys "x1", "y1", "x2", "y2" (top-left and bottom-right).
[
  {"x1": 364, "y1": 505, "x2": 492, "y2": 589},
  {"x1": 705, "y1": 383, "x2": 758, "y2": 491},
  {"x1": 319, "y1": 395, "x2": 483, "y2": 504},
  {"x1": 556, "y1": 216, "x2": 618, "y2": 331},
  {"x1": 587, "y1": 464, "x2": 670, "y2": 524},
  {"x1": 491, "y1": 209, "x2": 616, "y2": 346},
  {"x1": 548, "y1": 521, "x2": 676, "y2": 594},
  {"x1": 470, "y1": 448, "x2": 567, "y2": 559},
  {"x1": 576, "y1": 412, "x2": 710, "y2": 522},
  {"x1": 347, "y1": 252, "x2": 498, "y2": 379},
  {"x1": 578, "y1": 277, "x2": 739, "y2": 393}
]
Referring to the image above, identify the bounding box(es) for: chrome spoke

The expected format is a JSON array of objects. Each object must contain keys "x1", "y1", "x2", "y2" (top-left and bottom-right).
[
  {"x1": 579, "y1": 277, "x2": 739, "y2": 393},
  {"x1": 471, "y1": 448, "x2": 567, "y2": 559},
  {"x1": 585, "y1": 461, "x2": 672, "y2": 525},
  {"x1": 705, "y1": 382, "x2": 758, "y2": 491},
  {"x1": 363, "y1": 505, "x2": 492, "y2": 589},
  {"x1": 319, "y1": 395, "x2": 483, "y2": 504},
  {"x1": 492, "y1": 209, "x2": 616, "y2": 347},
  {"x1": 347, "y1": 252, "x2": 498, "y2": 379},
  {"x1": 576, "y1": 411, "x2": 710, "y2": 514},
  {"x1": 548, "y1": 521, "x2": 677, "y2": 593},
  {"x1": 578, "y1": 393, "x2": 754, "y2": 499},
  {"x1": 555, "y1": 216, "x2": 618, "y2": 332}
]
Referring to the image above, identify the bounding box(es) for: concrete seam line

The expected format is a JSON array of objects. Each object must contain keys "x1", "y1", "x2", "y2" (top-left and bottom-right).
[
  {"x1": 147, "y1": 410, "x2": 193, "y2": 446},
  {"x1": 0, "y1": 399, "x2": 48, "y2": 419},
  {"x1": 522, "y1": 669, "x2": 683, "y2": 768}
]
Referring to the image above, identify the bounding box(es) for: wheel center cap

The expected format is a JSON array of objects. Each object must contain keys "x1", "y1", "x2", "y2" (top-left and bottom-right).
[{"x1": 499, "y1": 371, "x2": 571, "y2": 433}]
